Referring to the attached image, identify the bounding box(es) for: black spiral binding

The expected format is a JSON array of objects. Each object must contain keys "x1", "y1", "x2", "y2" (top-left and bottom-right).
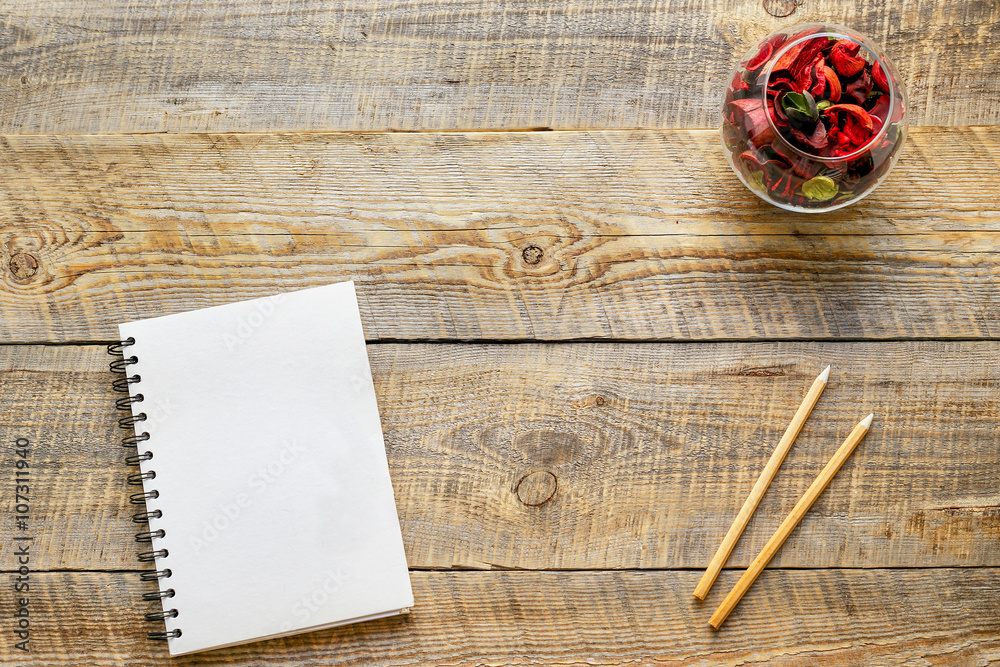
[{"x1": 108, "y1": 338, "x2": 182, "y2": 641}]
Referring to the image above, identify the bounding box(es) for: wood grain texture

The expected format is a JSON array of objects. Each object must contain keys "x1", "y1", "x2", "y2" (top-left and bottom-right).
[
  {"x1": 1, "y1": 0, "x2": 998, "y2": 133},
  {"x1": 2, "y1": 342, "x2": 998, "y2": 572},
  {"x1": 0, "y1": 569, "x2": 997, "y2": 665},
  {"x1": 2, "y1": 127, "x2": 1000, "y2": 343}
]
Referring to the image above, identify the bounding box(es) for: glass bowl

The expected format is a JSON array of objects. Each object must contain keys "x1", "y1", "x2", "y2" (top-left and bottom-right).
[{"x1": 720, "y1": 23, "x2": 907, "y2": 212}]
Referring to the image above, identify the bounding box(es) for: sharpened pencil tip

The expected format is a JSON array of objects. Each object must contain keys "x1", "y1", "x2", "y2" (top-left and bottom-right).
[
  {"x1": 818, "y1": 365, "x2": 831, "y2": 383},
  {"x1": 860, "y1": 413, "x2": 874, "y2": 429}
]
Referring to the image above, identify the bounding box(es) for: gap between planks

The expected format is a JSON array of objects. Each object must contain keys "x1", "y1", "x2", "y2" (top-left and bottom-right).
[
  {"x1": 2, "y1": 567, "x2": 999, "y2": 579},
  {"x1": 6, "y1": 336, "x2": 1000, "y2": 347}
]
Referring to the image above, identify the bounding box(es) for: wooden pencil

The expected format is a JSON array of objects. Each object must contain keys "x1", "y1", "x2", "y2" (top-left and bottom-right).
[
  {"x1": 693, "y1": 365, "x2": 831, "y2": 600},
  {"x1": 708, "y1": 413, "x2": 875, "y2": 629}
]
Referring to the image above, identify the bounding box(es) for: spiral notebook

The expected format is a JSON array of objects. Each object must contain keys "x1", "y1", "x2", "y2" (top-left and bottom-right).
[{"x1": 110, "y1": 281, "x2": 413, "y2": 656}]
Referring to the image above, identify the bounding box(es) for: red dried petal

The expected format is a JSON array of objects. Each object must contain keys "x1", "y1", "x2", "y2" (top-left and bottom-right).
[
  {"x1": 767, "y1": 100, "x2": 788, "y2": 130},
  {"x1": 890, "y1": 95, "x2": 905, "y2": 123},
  {"x1": 825, "y1": 104, "x2": 874, "y2": 132},
  {"x1": 766, "y1": 140, "x2": 820, "y2": 181},
  {"x1": 791, "y1": 121, "x2": 829, "y2": 150},
  {"x1": 748, "y1": 123, "x2": 776, "y2": 149},
  {"x1": 810, "y1": 59, "x2": 826, "y2": 98},
  {"x1": 869, "y1": 94, "x2": 890, "y2": 127},
  {"x1": 730, "y1": 70, "x2": 750, "y2": 93},
  {"x1": 796, "y1": 38, "x2": 829, "y2": 70},
  {"x1": 822, "y1": 102, "x2": 877, "y2": 153},
  {"x1": 831, "y1": 38, "x2": 861, "y2": 58},
  {"x1": 870, "y1": 114, "x2": 884, "y2": 135},
  {"x1": 739, "y1": 151, "x2": 789, "y2": 189},
  {"x1": 791, "y1": 54, "x2": 819, "y2": 93},
  {"x1": 843, "y1": 118, "x2": 871, "y2": 146},
  {"x1": 767, "y1": 75, "x2": 794, "y2": 93},
  {"x1": 773, "y1": 93, "x2": 788, "y2": 121},
  {"x1": 772, "y1": 27, "x2": 823, "y2": 72},
  {"x1": 872, "y1": 60, "x2": 889, "y2": 93},
  {"x1": 787, "y1": 153, "x2": 823, "y2": 179},
  {"x1": 829, "y1": 39, "x2": 866, "y2": 78},
  {"x1": 729, "y1": 98, "x2": 776, "y2": 148},
  {"x1": 722, "y1": 121, "x2": 744, "y2": 151},
  {"x1": 844, "y1": 69, "x2": 872, "y2": 105},
  {"x1": 769, "y1": 171, "x2": 806, "y2": 199},
  {"x1": 827, "y1": 126, "x2": 843, "y2": 149},
  {"x1": 729, "y1": 98, "x2": 763, "y2": 116},
  {"x1": 739, "y1": 149, "x2": 768, "y2": 167},
  {"x1": 772, "y1": 172, "x2": 793, "y2": 197},
  {"x1": 785, "y1": 39, "x2": 829, "y2": 93},
  {"x1": 768, "y1": 139, "x2": 796, "y2": 163},
  {"x1": 766, "y1": 132, "x2": 826, "y2": 176},
  {"x1": 791, "y1": 37, "x2": 830, "y2": 70},
  {"x1": 767, "y1": 33, "x2": 789, "y2": 51},
  {"x1": 747, "y1": 42, "x2": 773, "y2": 71},
  {"x1": 822, "y1": 65, "x2": 842, "y2": 102}
]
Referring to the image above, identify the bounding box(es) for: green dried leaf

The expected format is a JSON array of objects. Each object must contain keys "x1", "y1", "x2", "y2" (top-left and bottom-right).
[
  {"x1": 746, "y1": 170, "x2": 766, "y2": 191},
  {"x1": 782, "y1": 90, "x2": 819, "y2": 123},
  {"x1": 816, "y1": 100, "x2": 833, "y2": 111},
  {"x1": 800, "y1": 175, "x2": 839, "y2": 201}
]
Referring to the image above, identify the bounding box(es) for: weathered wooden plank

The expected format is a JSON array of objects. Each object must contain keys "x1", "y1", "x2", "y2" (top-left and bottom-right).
[
  {"x1": 1, "y1": 128, "x2": 999, "y2": 343},
  {"x1": 2, "y1": 342, "x2": 997, "y2": 571},
  {"x1": 0, "y1": 570, "x2": 997, "y2": 665},
  {"x1": 1, "y1": 0, "x2": 998, "y2": 133}
]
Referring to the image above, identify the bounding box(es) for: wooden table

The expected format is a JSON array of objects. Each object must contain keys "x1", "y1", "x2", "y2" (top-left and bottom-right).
[{"x1": 2, "y1": 1, "x2": 999, "y2": 664}]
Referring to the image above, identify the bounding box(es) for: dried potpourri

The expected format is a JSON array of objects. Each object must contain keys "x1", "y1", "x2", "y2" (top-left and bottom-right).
[{"x1": 721, "y1": 24, "x2": 907, "y2": 211}]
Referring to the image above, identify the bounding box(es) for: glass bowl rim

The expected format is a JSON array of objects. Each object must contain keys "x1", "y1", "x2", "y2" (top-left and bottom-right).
[{"x1": 760, "y1": 25, "x2": 897, "y2": 163}]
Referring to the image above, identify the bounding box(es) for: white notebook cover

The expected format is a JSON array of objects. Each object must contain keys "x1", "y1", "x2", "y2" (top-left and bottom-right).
[{"x1": 118, "y1": 281, "x2": 413, "y2": 656}]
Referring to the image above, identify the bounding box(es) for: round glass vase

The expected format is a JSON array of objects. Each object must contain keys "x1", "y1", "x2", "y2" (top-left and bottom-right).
[{"x1": 720, "y1": 23, "x2": 907, "y2": 212}]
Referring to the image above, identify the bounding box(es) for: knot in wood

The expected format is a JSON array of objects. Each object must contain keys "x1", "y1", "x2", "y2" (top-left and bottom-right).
[
  {"x1": 595, "y1": 395, "x2": 607, "y2": 406},
  {"x1": 9, "y1": 252, "x2": 39, "y2": 280},
  {"x1": 515, "y1": 471, "x2": 558, "y2": 506},
  {"x1": 521, "y1": 245, "x2": 543, "y2": 266},
  {"x1": 762, "y1": 0, "x2": 801, "y2": 17}
]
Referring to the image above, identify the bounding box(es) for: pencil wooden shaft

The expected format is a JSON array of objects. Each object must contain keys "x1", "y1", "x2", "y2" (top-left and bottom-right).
[
  {"x1": 708, "y1": 418, "x2": 872, "y2": 629},
  {"x1": 692, "y1": 369, "x2": 829, "y2": 600}
]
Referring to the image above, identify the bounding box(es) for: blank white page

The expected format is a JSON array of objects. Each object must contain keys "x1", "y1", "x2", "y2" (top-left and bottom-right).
[{"x1": 119, "y1": 281, "x2": 413, "y2": 656}]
